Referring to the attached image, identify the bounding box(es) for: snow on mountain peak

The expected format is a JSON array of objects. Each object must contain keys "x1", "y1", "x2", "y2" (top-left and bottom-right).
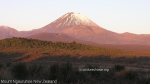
[{"x1": 50, "y1": 12, "x2": 99, "y2": 28}]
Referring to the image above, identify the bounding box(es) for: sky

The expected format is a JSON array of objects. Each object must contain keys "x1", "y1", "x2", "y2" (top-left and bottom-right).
[{"x1": 0, "y1": 0, "x2": 150, "y2": 34}]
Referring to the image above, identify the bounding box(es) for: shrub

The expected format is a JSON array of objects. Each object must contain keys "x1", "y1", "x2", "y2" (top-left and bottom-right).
[
  {"x1": 49, "y1": 64, "x2": 60, "y2": 80},
  {"x1": 85, "y1": 64, "x2": 98, "y2": 69},
  {"x1": 65, "y1": 71, "x2": 80, "y2": 84},
  {"x1": 114, "y1": 64, "x2": 125, "y2": 71},
  {"x1": 60, "y1": 62, "x2": 73, "y2": 80},
  {"x1": 6, "y1": 62, "x2": 11, "y2": 67},
  {"x1": 124, "y1": 70, "x2": 139, "y2": 80},
  {"x1": 11, "y1": 63, "x2": 28, "y2": 79},
  {"x1": 84, "y1": 64, "x2": 99, "y2": 78},
  {"x1": 117, "y1": 69, "x2": 139, "y2": 81},
  {"x1": 0, "y1": 63, "x2": 4, "y2": 70},
  {"x1": 28, "y1": 64, "x2": 43, "y2": 79},
  {"x1": 139, "y1": 78, "x2": 150, "y2": 84},
  {"x1": 60, "y1": 62, "x2": 73, "y2": 75}
]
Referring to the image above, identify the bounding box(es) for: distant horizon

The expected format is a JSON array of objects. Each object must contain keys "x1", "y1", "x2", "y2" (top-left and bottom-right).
[{"x1": 0, "y1": 0, "x2": 150, "y2": 34}]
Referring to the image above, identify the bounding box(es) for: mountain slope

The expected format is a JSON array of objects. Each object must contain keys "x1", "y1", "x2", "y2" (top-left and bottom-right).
[
  {"x1": 0, "y1": 12, "x2": 150, "y2": 45},
  {"x1": 0, "y1": 26, "x2": 40, "y2": 38},
  {"x1": 33, "y1": 12, "x2": 150, "y2": 45},
  {"x1": 0, "y1": 26, "x2": 18, "y2": 35},
  {"x1": 122, "y1": 32, "x2": 150, "y2": 41},
  {"x1": 33, "y1": 12, "x2": 131, "y2": 44},
  {"x1": 26, "y1": 32, "x2": 82, "y2": 42},
  {"x1": 0, "y1": 26, "x2": 18, "y2": 39},
  {"x1": 26, "y1": 32, "x2": 101, "y2": 46}
]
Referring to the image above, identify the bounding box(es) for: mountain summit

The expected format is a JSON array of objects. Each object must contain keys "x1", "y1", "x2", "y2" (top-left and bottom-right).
[
  {"x1": 53, "y1": 12, "x2": 99, "y2": 27},
  {"x1": 37, "y1": 12, "x2": 100, "y2": 33}
]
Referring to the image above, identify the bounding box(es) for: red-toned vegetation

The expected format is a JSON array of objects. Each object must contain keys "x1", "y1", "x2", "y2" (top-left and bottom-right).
[{"x1": 0, "y1": 37, "x2": 150, "y2": 62}]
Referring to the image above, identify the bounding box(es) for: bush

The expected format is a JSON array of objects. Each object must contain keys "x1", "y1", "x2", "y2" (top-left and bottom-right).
[
  {"x1": 84, "y1": 64, "x2": 99, "y2": 78},
  {"x1": 11, "y1": 63, "x2": 28, "y2": 79},
  {"x1": 60, "y1": 62, "x2": 73, "y2": 83},
  {"x1": 117, "y1": 69, "x2": 139, "y2": 81},
  {"x1": 0, "y1": 63, "x2": 4, "y2": 70},
  {"x1": 114, "y1": 64, "x2": 125, "y2": 71},
  {"x1": 139, "y1": 78, "x2": 150, "y2": 84},
  {"x1": 49, "y1": 64, "x2": 60, "y2": 80},
  {"x1": 28, "y1": 64, "x2": 43, "y2": 79},
  {"x1": 124, "y1": 70, "x2": 139, "y2": 80},
  {"x1": 6, "y1": 62, "x2": 11, "y2": 67}
]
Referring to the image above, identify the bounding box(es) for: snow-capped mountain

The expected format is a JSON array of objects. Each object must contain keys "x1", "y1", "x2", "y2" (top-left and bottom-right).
[
  {"x1": 50, "y1": 12, "x2": 99, "y2": 28},
  {"x1": 36, "y1": 12, "x2": 99, "y2": 32},
  {"x1": 34, "y1": 12, "x2": 129, "y2": 44},
  {"x1": 1, "y1": 12, "x2": 150, "y2": 45}
]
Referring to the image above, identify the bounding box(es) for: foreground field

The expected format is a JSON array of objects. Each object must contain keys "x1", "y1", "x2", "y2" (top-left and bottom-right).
[
  {"x1": 0, "y1": 62, "x2": 150, "y2": 84},
  {"x1": 0, "y1": 37, "x2": 150, "y2": 84}
]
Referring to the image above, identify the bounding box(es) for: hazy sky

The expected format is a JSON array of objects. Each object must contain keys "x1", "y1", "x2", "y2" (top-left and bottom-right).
[{"x1": 0, "y1": 0, "x2": 150, "y2": 34}]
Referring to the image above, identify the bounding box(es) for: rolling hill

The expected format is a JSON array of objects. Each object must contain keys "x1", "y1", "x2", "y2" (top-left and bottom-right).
[{"x1": 0, "y1": 37, "x2": 149, "y2": 62}]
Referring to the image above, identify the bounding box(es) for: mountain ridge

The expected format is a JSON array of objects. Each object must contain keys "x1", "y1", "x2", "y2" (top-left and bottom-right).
[{"x1": 0, "y1": 12, "x2": 150, "y2": 45}]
